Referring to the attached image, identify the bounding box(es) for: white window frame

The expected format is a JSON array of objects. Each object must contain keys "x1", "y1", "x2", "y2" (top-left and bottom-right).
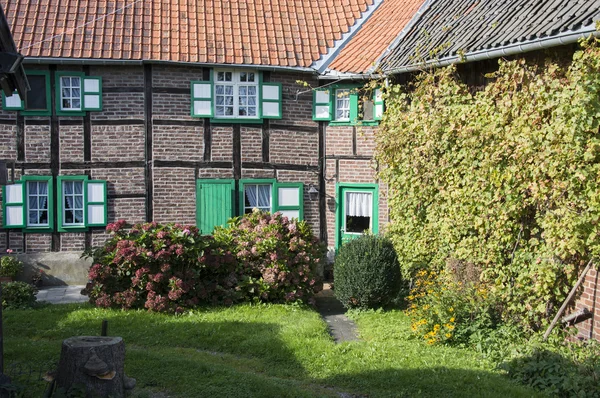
[
  {"x1": 60, "y1": 76, "x2": 82, "y2": 111},
  {"x1": 243, "y1": 184, "x2": 272, "y2": 214},
  {"x1": 214, "y1": 70, "x2": 259, "y2": 119},
  {"x1": 62, "y1": 180, "x2": 85, "y2": 227},
  {"x1": 27, "y1": 181, "x2": 50, "y2": 227},
  {"x1": 343, "y1": 190, "x2": 373, "y2": 235},
  {"x1": 335, "y1": 89, "x2": 351, "y2": 121}
]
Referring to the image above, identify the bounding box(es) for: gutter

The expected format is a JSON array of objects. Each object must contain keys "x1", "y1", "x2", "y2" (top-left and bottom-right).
[
  {"x1": 384, "y1": 26, "x2": 600, "y2": 75},
  {"x1": 23, "y1": 57, "x2": 319, "y2": 74}
]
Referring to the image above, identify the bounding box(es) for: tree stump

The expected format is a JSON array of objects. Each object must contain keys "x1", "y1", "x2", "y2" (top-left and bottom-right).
[{"x1": 56, "y1": 336, "x2": 135, "y2": 397}]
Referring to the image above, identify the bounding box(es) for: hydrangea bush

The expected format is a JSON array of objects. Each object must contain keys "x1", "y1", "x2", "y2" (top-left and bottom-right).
[
  {"x1": 85, "y1": 212, "x2": 325, "y2": 312},
  {"x1": 213, "y1": 210, "x2": 325, "y2": 305}
]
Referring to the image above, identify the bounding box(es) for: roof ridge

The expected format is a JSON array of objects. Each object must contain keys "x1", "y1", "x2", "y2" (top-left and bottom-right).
[{"x1": 311, "y1": 0, "x2": 384, "y2": 73}]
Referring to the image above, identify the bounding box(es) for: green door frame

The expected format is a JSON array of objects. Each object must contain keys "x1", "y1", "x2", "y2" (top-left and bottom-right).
[{"x1": 335, "y1": 182, "x2": 379, "y2": 250}]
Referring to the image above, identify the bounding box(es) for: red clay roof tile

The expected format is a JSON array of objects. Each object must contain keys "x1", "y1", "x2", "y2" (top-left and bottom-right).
[
  {"x1": 328, "y1": 0, "x2": 425, "y2": 73},
  {"x1": 5, "y1": 0, "x2": 375, "y2": 68}
]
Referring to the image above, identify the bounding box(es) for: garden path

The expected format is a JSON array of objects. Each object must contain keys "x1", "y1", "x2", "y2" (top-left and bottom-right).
[
  {"x1": 35, "y1": 285, "x2": 87, "y2": 304},
  {"x1": 314, "y1": 283, "x2": 359, "y2": 343}
]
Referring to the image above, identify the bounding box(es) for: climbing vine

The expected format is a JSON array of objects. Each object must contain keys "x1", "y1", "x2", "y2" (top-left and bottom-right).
[{"x1": 376, "y1": 40, "x2": 600, "y2": 327}]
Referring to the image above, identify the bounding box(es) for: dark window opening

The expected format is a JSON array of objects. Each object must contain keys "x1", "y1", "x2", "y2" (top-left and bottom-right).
[
  {"x1": 361, "y1": 98, "x2": 374, "y2": 121},
  {"x1": 346, "y1": 216, "x2": 371, "y2": 233},
  {"x1": 25, "y1": 75, "x2": 47, "y2": 111}
]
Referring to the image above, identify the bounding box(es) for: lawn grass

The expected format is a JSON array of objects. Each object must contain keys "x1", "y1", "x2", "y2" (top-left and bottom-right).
[{"x1": 3, "y1": 303, "x2": 543, "y2": 397}]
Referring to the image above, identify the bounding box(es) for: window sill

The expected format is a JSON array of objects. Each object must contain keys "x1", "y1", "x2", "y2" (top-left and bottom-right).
[
  {"x1": 210, "y1": 118, "x2": 263, "y2": 124},
  {"x1": 22, "y1": 227, "x2": 54, "y2": 234},
  {"x1": 329, "y1": 120, "x2": 379, "y2": 127}
]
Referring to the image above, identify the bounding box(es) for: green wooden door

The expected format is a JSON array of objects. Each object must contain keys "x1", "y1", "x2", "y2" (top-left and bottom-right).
[
  {"x1": 196, "y1": 180, "x2": 234, "y2": 234},
  {"x1": 336, "y1": 184, "x2": 379, "y2": 249}
]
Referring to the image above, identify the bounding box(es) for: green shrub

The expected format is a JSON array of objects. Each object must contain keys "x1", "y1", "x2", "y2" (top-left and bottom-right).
[
  {"x1": 406, "y1": 268, "x2": 502, "y2": 345},
  {"x1": 213, "y1": 210, "x2": 325, "y2": 305},
  {"x1": 1, "y1": 281, "x2": 36, "y2": 309},
  {"x1": 334, "y1": 235, "x2": 403, "y2": 309},
  {"x1": 0, "y1": 255, "x2": 23, "y2": 278}
]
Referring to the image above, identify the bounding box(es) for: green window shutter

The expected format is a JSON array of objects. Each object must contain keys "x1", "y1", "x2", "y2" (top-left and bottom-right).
[
  {"x1": 261, "y1": 83, "x2": 282, "y2": 119},
  {"x1": 274, "y1": 182, "x2": 304, "y2": 221},
  {"x1": 312, "y1": 88, "x2": 332, "y2": 121},
  {"x1": 85, "y1": 180, "x2": 107, "y2": 227},
  {"x1": 191, "y1": 80, "x2": 213, "y2": 118},
  {"x1": 2, "y1": 182, "x2": 25, "y2": 228},
  {"x1": 373, "y1": 88, "x2": 384, "y2": 121},
  {"x1": 2, "y1": 91, "x2": 24, "y2": 111},
  {"x1": 83, "y1": 77, "x2": 102, "y2": 111},
  {"x1": 349, "y1": 92, "x2": 359, "y2": 124},
  {"x1": 196, "y1": 179, "x2": 234, "y2": 234}
]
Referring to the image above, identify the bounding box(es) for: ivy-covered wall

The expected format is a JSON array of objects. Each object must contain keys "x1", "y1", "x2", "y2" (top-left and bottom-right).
[{"x1": 376, "y1": 41, "x2": 600, "y2": 335}]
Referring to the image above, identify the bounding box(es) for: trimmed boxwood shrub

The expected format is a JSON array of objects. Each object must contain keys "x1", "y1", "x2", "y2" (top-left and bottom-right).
[
  {"x1": 1, "y1": 281, "x2": 37, "y2": 309},
  {"x1": 334, "y1": 234, "x2": 403, "y2": 309}
]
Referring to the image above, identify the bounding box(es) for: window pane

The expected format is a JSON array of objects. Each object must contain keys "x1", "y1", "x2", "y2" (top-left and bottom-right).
[
  {"x1": 245, "y1": 185, "x2": 257, "y2": 208},
  {"x1": 74, "y1": 210, "x2": 84, "y2": 223},
  {"x1": 225, "y1": 72, "x2": 232, "y2": 81},
  {"x1": 29, "y1": 196, "x2": 37, "y2": 210},
  {"x1": 63, "y1": 99, "x2": 71, "y2": 108},
  {"x1": 65, "y1": 210, "x2": 74, "y2": 224},
  {"x1": 25, "y1": 75, "x2": 47, "y2": 110},
  {"x1": 248, "y1": 107, "x2": 256, "y2": 116},
  {"x1": 64, "y1": 181, "x2": 73, "y2": 194},
  {"x1": 248, "y1": 86, "x2": 256, "y2": 95},
  {"x1": 39, "y1": 196, "x2": 48, "y2": 210},
  {"x1": 216, "y1": 96, "x2": 224, "y2": 105},
  {"x1": 225, "y1": 96, "x2": 233, "y2": 105},
  {"x1": 217, "y1": 72, "x2": 224, "y2": 81},
  {"x1": 74, "y1": 181, "x2": 83, "y2": 195},
  {"x1": 28, "y1": 181, "x2": 37, "y2": 195},
  {"x1": 225, "y1": 107, "x2": 233, "y2": 116},
  {"x1": 239, "y1": 87, "x2": 247, "y2": 95},
  {"x1": 225, "y1": 86, "x2": 233, "y2": 95},
  {"x1": 64, "y1": 196, "x2": 72, "y2": 209},
  {"x1": 61, "y1": 77, "x2": 70, "y2": 86},
  {"x1": 72, "y1": 99, "x2": 81, "y2": 109},
  {"x1": 75, "y1": 196, "x2": 83, "y2": 208},
  {"x1": 72, "y1": 88, "x2": 80, "y2": 97},
  {"x1": 39, "y1": 211, "x2": 48, "y2": 224},
  {"x1": 239, "y1": 107, "x2": 247, "y2": 116},
  {"x1": 362, "y1": 99, "x2": 374, "y2": 121},
  {"x1": 240, "y1": 72, "x2": 247, "y2": 82},
  {"x1": 248, "y1": 96, "x2": 256, "y2": 105},
  {"x1": 258, "y1": 185, "x2": 270, "y2": 207},
  {"x1": 62, "y1": 88, "x2": 70, "y2": 98},
  {"x1": 216, "y1": 106, "x2": 224, "y2": 116},
  {"x1": 346, "y1": 216, "x2": 371, "y2": 233},
  {"x1": 248, "y1": 73, "x2": 255, "y2": 82},
  {"x1": 239, "y1": 97, "x2": 246, "y2": 106},
  {"x1": 29, "y1": 211, "x2": 38, "y2": 224}
]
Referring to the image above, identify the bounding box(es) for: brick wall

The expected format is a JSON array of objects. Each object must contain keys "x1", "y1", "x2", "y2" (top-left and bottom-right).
[{"x1": 573, "y1": 267, "x2": 600, "y2": 340}]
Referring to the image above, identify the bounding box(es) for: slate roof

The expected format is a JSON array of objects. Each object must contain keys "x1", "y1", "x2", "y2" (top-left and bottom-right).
[
  {"x1": 3, "y1": 0, "x2": 376, "y2": 69},
  {"x1": 327, "y1": 0, "x2": 425, "y2": 73},
  {"x1": 380, "y1": 0, "x2": 600, "y2": 73}
]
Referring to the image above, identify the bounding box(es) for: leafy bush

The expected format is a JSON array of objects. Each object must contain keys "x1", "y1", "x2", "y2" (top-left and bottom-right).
[
  {"x1": 213, "y1": 210, "x2": 325, "y2": 304},
  {"x1": 376, "y1": 40, "x2": 600, "y2": 327},
  {"x1": 0, "y1": 255, "x2": 23, "y2": 278},
  {"x1": 406, "y1": 267, "x2": 501, "y2": 345},
  {"x1": 1, "y1": 281, "x2": 36, "y2": 309},
  {"x1": 334, "y1": 234, "x2": 403, "y2": 309},
  {"x1": 86, "y1": 214, "x2": 325, "y2": 312}
]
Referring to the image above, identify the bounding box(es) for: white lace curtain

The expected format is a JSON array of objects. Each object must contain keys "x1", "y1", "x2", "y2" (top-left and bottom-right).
[
  {"x1": 346, "y1": 192, "x2": 372, "y2": 217},
  {"x1": 245, "y1": 185, "x2": 271, "y2": 208}
]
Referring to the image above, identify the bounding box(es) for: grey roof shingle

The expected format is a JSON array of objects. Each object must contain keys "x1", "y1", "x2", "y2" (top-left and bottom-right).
[{"x1": 380, "y1": 0, "x2": 600, "y2": 73}]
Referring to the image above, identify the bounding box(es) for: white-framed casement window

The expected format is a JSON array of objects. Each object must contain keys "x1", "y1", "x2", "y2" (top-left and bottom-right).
[
  {"x1": 243, "y1": 184, "x2": 272, "y2": 214},
  {"x1": 27, "y1": 180, "x2": 50, "y2": 227},
  {"x1": 191, "y1": 70, "x2": 282, "y2": 121},
  {"x1": 215, "y1": 70, "x2": 258, "y2": 118},
  {"x1": 61, "y1": 76, "x2": 82, "y2": 110},
  {"x1": 62, "y1": 180, "x2": 84, "y2": 226},
  {"x1": 335, "y1": 89, "x2": 351, "y2": 121},
  {"x1": 56, "y1": 72, "x2": 102, "y2": 115}
]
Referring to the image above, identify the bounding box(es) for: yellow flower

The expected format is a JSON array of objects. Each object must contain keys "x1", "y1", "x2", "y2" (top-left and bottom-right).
[
  {"x1": 450, "y1": 317, "x2": 455, "y2": 322},
  {"x1": 445, "y1": 333, "x2": 452, "y2": 338},
  {"x1": 449, "y1": 307, "x2": 454, "y2": 312}
]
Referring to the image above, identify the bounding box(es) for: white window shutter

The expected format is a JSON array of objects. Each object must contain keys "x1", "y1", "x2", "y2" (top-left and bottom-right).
[
  {"x1": 313, "y1": 89, "x2": 332, "y2": 121},
  {"x1": 85, "y1": 180, "x2": 107, "y2": 226},
  {"x1": 191, "y1": 81, "x2": 213, "y2": 117},
  {"x1": 3, "y1": 182, "x2": 25, "y2": 228},
  {"x1": 83, "y1": 77, "x2": 102, "y2": 111},
  {"x1": 274, "y1": 182, "x2": 303, "y2": 220},
  {"x1": 3, "y1": 91, "x2": 24, "y2": 110},
  {"x1": 261, "y1": 83, "x2": 282, "y2": 119},
  {"x1": 373, "y1": 88, "x2": 384, "y2": 120}
]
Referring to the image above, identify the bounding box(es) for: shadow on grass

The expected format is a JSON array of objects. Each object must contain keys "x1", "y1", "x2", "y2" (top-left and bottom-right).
[{"x1": 4, "y1": 305, "x2": 542, "y2": 397}]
